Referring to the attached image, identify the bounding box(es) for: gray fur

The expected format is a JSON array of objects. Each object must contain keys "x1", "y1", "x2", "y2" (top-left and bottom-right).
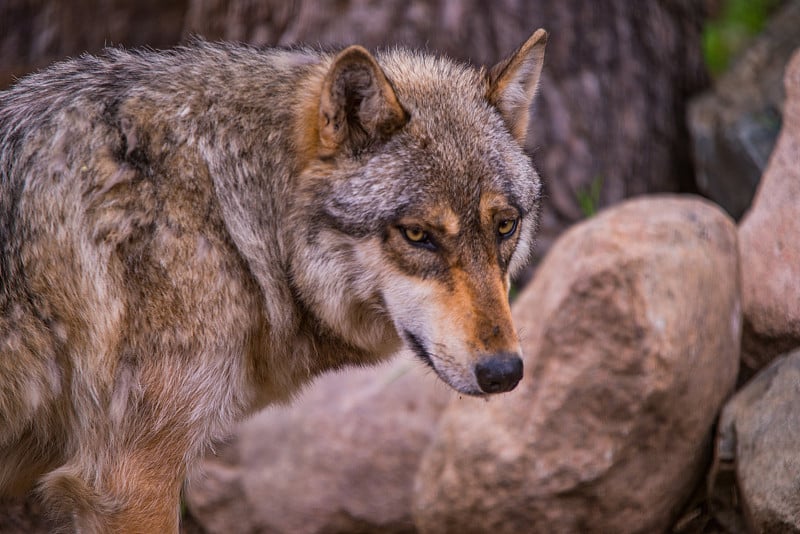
[{"x1": 0, "y1": 33, "x2": 546, "y2": 530}]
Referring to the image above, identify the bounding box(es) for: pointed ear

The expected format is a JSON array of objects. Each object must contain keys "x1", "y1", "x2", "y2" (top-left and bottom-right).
[
  {"x1": 486, "y1": 29, "x2": 547, "y2": 145},
  {"x1": 318, "y1": 45, "x2": 408, "y2": 157}
]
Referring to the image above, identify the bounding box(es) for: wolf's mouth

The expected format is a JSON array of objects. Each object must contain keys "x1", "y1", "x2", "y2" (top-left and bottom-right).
[
  {"x1": 402, "y1": 329, "x2": 487, "y2": 397},
  {"x1": 403, "y1": 330, "x2": 435, "y2": 371}
]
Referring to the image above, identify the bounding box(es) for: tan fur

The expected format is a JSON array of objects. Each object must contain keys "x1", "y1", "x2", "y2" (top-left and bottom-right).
[
  {"x1": 318, "y1": 45, "x2": 408, "y2": 157},
  {"x1": 486, "y1": 28, "x2": 548, "y2": 143},
  {"x1": 293, "y1": 61, "x2": 330, "y2": 168},
  {"x1": 0, "y1": 31, "x2": 546, "y2": 531}
]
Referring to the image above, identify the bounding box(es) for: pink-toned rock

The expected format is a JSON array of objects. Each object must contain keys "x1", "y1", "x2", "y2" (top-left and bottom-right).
[
  {"x1": 413, "y1": 196, "x2": 741, "y2": 534},
  {"x1": 739, "y1": 49, "x2": 800, "y2": 373},
  {"x1": 185, "y1": 356, "x2": 450, "y2": 534}
]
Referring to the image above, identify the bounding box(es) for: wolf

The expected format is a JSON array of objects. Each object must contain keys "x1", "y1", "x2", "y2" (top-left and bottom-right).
[{"x1": 0, "y1": 28, "x2": 547, "y2": 531}]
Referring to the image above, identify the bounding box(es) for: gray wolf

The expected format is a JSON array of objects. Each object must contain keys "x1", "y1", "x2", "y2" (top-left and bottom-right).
[{"x1": 0, "y1": 29, "x2": 547, "y2": 531}]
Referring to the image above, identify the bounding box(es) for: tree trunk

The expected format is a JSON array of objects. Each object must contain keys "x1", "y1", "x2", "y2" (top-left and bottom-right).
[{"x1": 0, "y1": 0, "x2": 188, "y2": 89}]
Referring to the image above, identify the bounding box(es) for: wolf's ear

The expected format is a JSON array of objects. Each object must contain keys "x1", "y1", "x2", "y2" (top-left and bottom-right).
[
  {"x1": 318, "y1": 46, "x2": 408, "y2": 156},
  {"x1": 486, "y1": 29, "x2": 547, "y2": 145}
]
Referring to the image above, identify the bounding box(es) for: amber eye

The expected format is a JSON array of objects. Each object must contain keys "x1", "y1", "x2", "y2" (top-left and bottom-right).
[
  {"x1": 498, "y1": 218, "x2": 518, "y2": 238},
  {"x1": 402, "y1": 226, "x2": 427, "y2": 243},
  {"x1": 399, "y1": 226, "x2": 436, "y2": 250}
]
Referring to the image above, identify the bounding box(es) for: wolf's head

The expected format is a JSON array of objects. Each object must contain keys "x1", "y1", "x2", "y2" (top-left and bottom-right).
[{"x1": 290, "y1": 30, "x2": 547, "y2": 396}]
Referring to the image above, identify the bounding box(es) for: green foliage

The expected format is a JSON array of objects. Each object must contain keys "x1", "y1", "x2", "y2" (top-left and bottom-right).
[
  {"x1": 577, "y1": 175, "x2": 604, "y2": 218},
  {"x1": 703, "y1": 0, "x2": 783, "y2": 77}
]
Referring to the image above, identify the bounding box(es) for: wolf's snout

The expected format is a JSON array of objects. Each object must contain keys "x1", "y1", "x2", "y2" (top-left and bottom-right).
[{"x1": 474, "y1": 353, "x2": 523, "y2": 394}]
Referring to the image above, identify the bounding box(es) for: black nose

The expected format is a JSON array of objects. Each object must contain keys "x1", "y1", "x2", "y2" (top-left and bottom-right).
[{"x1": 474, "y1": 353, "x2": 523, "y2": 394}]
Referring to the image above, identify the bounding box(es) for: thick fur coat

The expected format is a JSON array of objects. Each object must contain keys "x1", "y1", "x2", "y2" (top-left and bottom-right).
[{"x1": 0, "y1": 30, "x2": 546, "y2": 531}]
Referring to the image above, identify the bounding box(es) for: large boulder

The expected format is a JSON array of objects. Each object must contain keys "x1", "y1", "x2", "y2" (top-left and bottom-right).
[
  {"x1": 715, "y1": 348, "x2": 800, "y2": 533},
  {"x1": 738, "y1": 49, "x2": 800, "y2": 374},
  {"x1": 413, "y1": 196, "x2": 741, "y2": 534},
  {"x1": 185, "y1": 355, "x2": 451, "y2": 534}
]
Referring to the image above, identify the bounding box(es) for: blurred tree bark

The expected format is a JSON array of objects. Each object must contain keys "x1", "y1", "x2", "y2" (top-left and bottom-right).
[
  {"x1": 1, "y1": 0, "x2": 708, "y2": 277},
  {"x1": 182, "y1": 0, "x2": 710, "y2": 278},
  {"x1": 0, "y1": 0, "x2": 187, "y2": 88}
]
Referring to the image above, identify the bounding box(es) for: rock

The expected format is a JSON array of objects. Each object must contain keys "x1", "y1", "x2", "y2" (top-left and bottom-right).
[
  {"x1": 715, "y1": 348, "x2": 800, "y2": 533},
  {"x1": 738, "y1": 49, "x2": 800, "y2": 375},
  {"x1": 688, "y1": 0, "x2": 800, "y2": 220},
  {"x1": 185, "y1": 355, "x2": 451, "y2": 534},
  {"x1": 413, "y1": 196, "x2": 741, "y2": 534}
]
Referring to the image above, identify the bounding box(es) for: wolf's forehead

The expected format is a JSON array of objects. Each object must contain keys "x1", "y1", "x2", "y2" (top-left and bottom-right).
[
  {"x1": 362, "y1": 50, "x2": 541, "y2": 215},
  {"x1": 398, "y1": 116, "x2": 540, "y2": 213},
  {"x1": 393, "y1": 150, "x2": 539, "y2": 223},
  {"x1": 378, "y1": 50, "x2": 492, "y2": 131},
  {"x1": 376, "y1": 53, "x2": 539, "y2": 204}
]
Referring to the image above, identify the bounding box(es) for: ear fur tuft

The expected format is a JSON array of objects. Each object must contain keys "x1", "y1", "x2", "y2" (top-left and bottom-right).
[
  {"x1": 318, "y1": 46, "x2": 408, "y2": 156},
  {"x1": 486, "y1": 29, "x2": 548, "y2": 145}
]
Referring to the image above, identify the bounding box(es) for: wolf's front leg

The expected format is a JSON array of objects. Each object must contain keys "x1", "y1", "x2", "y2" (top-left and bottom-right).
[{"x1": 39, "y1": 449, "x2": 185, "y2": 533}]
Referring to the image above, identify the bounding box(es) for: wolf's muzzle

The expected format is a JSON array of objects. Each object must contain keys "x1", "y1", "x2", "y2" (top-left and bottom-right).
[{"x1": 475, "y1": 353, "x2": 523, "y2": 393}]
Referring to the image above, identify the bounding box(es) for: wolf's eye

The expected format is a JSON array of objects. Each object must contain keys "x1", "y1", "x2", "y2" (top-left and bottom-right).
[
  {"x1": 498, "y1": 218, "x2": 518, "y2": 239},
  {"x1": 400, "y1": 226, "x2": 435, "y2": 250},
  {"x1": 402, "y1": 226, "x2": 427, "y2": 242}
]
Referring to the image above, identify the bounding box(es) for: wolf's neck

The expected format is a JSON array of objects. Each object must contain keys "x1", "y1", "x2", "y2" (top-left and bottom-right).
[
  {"x1": 188, "y1": 48, "x2": 403, "y2": 404},
  {"x1": 194, "y1": 53, "x2": 325, "y2": 340}
]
